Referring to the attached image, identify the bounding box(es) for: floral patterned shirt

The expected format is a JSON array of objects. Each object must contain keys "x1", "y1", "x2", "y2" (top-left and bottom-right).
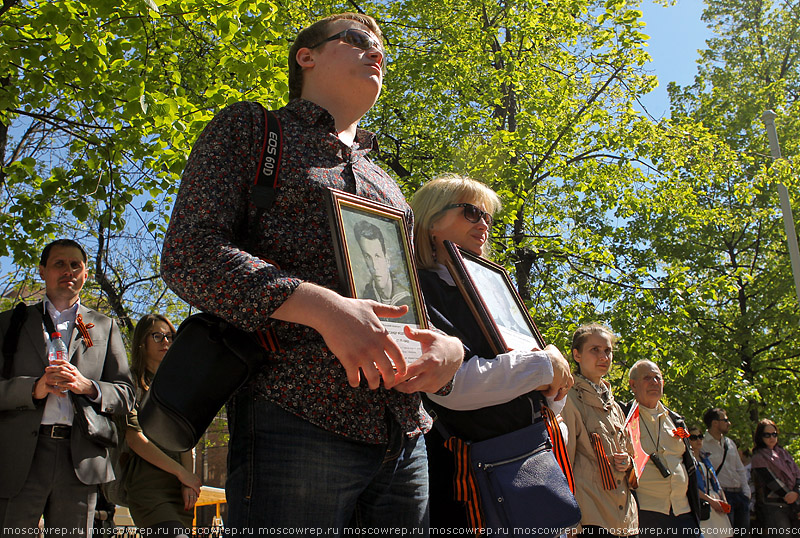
[{"x1": 161, "y1": 99, "x2": 430, "y2": 443}]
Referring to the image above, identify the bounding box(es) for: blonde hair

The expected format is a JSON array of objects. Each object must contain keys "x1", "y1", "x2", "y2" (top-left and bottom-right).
[{"x1": 410, "y1": 174, "x2": 501, "y2": 270}]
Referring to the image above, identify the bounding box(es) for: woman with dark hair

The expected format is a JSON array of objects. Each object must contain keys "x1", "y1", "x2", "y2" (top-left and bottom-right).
[
  {"x1": 560, "y1": 323, "x2": 638, "y2": 537},
  {"x1": 688, "y1": 426, "x2": 733, "y2": 538},
  {"x1": 410, "y1": 174, "x2": 574, "y2": 530},
  {"x1": 124, "y1": 314, "x2": 202, "y2": 537},
  {"x1": 751, "y1": 419, "x2": 800, "y2": 531}
]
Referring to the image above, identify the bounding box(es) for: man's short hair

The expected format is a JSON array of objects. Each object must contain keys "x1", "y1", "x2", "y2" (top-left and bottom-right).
[
  {"x1": 628, "y1": 359, "x2": 660, "y2": 381},
  {"x1": 353, "y1": 220, "x2": 385, "y2": 253},
  {"x1": 40, "y1": 239, "x2": 88, "y2": 266},
  {"x1": 288, "y1": 12, "x2": 384, "y2": 101},
  {"x1": 703, "y1": 407, "x2": 726, "y2": 429}
]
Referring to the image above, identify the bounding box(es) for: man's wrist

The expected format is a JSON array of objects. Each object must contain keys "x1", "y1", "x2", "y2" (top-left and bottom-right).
[{"x1": 32, "y1": 377, "x2": 44, "y2": 400}]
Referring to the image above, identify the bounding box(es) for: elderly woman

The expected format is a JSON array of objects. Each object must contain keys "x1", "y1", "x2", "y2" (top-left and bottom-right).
[
  {"x1": 124, "y1": 314, "x2": 202, "y2": 538},
  {"x1": 560, "y1": 324, "x2": 638, "y2": 537},
  {"x1": 410, "y1": 174, "x2": 573, "y2": 529},
  {"x1": 752, "y1": 419, "x2": 800, "y2": 531}
]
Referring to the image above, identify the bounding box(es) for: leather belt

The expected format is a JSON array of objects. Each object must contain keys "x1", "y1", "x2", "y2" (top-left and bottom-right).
[{"x1": 40, "y1": 424, "x2": 71, "y2": 439}]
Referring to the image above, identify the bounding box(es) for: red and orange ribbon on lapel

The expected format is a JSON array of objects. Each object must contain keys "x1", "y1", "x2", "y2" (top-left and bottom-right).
[{"x1": 76, "y1": 314, "x2": 94, "y2": 348}]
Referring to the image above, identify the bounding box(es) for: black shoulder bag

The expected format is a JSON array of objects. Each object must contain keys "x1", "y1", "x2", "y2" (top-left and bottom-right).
[
  {"x1": 2, "y1": 302, "x2": 29, "y2": 379},
  {"x1": 139, "y1": 105, "x2": 283, "y2": 452}
]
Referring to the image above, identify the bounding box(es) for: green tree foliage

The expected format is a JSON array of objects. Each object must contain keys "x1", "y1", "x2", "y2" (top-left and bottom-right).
[
  {"x1": 627, "y1": 0, "x2": 800, "y2": 443},
  {"x1": 0, "y1": 0, "x2": 305, "y2": 327},
  {"x1": 373, "y1": 0, "x2": 669, "y2": 379}
]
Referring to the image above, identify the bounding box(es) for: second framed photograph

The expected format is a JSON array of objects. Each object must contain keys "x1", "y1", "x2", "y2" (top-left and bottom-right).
[
  {"x1": 443, "y1": 240, "x2": 544, "y2": 355},
  {"x1": 326, "y1": 188, "x2": 428, "y2": 362}
]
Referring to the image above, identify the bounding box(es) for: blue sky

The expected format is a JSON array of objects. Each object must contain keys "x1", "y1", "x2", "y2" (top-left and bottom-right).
[{"x1": 637, "y1": 0, "x2": 713, "y2": 118}]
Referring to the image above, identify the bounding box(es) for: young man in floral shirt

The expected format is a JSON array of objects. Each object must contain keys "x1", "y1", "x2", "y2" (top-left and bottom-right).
[{"x1": 161, "y1": 12, "x2": 464, "y2": 534}]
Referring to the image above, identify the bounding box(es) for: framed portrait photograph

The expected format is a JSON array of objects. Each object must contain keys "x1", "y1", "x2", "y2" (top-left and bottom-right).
[
  {"x1": 326, "y1": 188, "x2": 428, "y2": 362},
  {"x1": 443, "y1": 240, "x2": 545, "y2": 355}
]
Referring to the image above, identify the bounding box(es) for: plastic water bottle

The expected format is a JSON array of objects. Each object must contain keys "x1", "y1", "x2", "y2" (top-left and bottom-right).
[
  {"x1": 48, "y1": 332, "x2": 68, "y2": 363},
  {"x1": 48, "y1": 332, "x2": 68, "y2": 392}
]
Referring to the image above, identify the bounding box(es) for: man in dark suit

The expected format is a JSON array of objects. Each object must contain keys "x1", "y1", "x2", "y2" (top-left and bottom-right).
[{"x1": 0, "y1": 239, "x2": 135, "y2": 536}]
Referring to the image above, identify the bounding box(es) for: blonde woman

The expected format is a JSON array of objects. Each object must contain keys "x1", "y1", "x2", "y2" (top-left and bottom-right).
[{"x1": 410, "y1": 174, "x2": 573, "y2": 529}]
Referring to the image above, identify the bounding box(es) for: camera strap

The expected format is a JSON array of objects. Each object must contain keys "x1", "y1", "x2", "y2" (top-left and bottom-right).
[{"x1": 640, "y1": 413, "x2": 662, "y2": 454}]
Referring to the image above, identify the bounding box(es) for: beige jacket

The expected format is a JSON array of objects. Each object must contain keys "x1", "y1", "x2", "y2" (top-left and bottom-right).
[{"x1": 561, "y1": 376, "x2": 638, "y2": 536}]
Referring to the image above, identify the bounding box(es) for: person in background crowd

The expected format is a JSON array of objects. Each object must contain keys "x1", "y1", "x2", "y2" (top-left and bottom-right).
[
  {"x1": 561, "y1": 324, "x2": 638, "y2": 537},
  {"x1": 624, "y1": 360, "x2": 702, "y2": 536},
  {"x1": 751, "y1": 419, "x2": 800, "y2": 532},
  {"x1": 0, "y1": 239, "x2": 135, "y2": 536},
  {"x1": 124, "y1": 314, "x2": 201, "y2": 538},
  {"x1": 410, "y1": 174, "x2": 573, "y2": 530},
  {"x1": 688, "y1": 426, "x2": 733, "y2": 538},
  {"x1": 160, "y1": 12, "x2": 464, "y2": 534},
  {"x1": 702, "y1": 408, "x2": 751, "y2": 536}
]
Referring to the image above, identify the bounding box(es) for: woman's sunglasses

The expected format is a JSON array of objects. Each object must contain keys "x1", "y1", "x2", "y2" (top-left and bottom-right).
[
  {"x1": 443, "y1": 203, "x2": 493, "y2": 227},
  {"x1": 762, "y1": 432, "x2": 778, "y2": 438},
  {"x1": 689, "y1": 434, "x2": 703, "y2": 441},
  {"x1": 310, "y1": 28, "x2": 384, "y2": 56}
]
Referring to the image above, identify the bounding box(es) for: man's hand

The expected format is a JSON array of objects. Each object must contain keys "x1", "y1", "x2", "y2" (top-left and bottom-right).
[
  {"x1": 319, "y1": 299, "x2": 410, "y2": 390},
  {"x1": 535, "y1": 344, "x2": 574, "y2": 401},
  {"x1": 785, "y1": 491, "x2": 799, "y2": 505},
  {"x1": 392, "y1": 326, "x2": 464, "y2": 393},
  {"x1": 42, "y1": 359, "x2": 98, "y2": 398},
  {"x1": 271, "y1": 283, "x2": 409, "y2": 390}
]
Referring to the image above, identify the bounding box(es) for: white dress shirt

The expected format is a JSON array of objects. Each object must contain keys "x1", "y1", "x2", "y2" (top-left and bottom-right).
[{"x1": 702, "y1": 431, "x2": 751, "y2": 497}]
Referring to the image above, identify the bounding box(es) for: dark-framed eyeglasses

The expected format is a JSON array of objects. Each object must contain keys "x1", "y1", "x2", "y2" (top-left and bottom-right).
[
  {"x1": 150, "y1": 332, "x2": 175, "y2": 344},
  {"x1": 310, "y1": 28, "x2": 384, "y2": 55},
  {"x1": 762, "y1": 432, "x2": 778, "y2": 438},
  {"x1": 689, "y1": 434, "x2": 703, "y2": 441},
  {"x1": 442, "y1": 203, "x2": 493, "y2": 227}
]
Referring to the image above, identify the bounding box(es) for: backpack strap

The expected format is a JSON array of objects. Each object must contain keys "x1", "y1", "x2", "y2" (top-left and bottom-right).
[
  {"x1": 251, "y1": 105, "x2": 283, "y2": 211},
  {"x1": 2, "y1": 302, "x2": 30, "y2": 379}
]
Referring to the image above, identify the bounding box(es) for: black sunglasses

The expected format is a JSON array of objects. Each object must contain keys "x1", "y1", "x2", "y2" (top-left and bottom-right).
[
  {"x1": 762, "y1": 432, "x2": 778, "y2": 438},
  {"x1": 443, "y1": 203, "x2": 493, "y2": 227},
  {"x1": 689, "y1": 434, "x2": 703, "y2": 441},
  {"x1": 310, "y1": 28, "x2": 384, "y2": 55}
]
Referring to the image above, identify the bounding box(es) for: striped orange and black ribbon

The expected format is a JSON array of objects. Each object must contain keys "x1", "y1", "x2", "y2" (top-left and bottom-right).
[
  {"x1": 255, "y1": 327, "x2": 282, "y2": 352},
  {"x1": 75, "y1": 314, "x2": 94, "y2": 348},
  {"x1": 590, "y1": 432, "x2": 617, "y2": 490},
  {"x1": 543, "y1": 405, "x2": 576, "y2": 493},
  {"x1": 443, "y1": 436, "x2": 484, "y2": 536}
]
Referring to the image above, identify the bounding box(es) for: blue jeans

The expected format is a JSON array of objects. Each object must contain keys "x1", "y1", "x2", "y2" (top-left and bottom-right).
[
  {"x1": 724, "y1": 490, "x2": 751, "y2": 535},
  {"x1": 225, "y1": 390, "x2": 429, "y2": 536}
]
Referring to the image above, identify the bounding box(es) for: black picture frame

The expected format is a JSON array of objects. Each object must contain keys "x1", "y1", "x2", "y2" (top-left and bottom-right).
[
  {"x1": 326, "y1": 188, "x2": 428, "y2": 360},
  {"x1": 443, "y1": 240, "x2": 545, "y2": 355}
]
